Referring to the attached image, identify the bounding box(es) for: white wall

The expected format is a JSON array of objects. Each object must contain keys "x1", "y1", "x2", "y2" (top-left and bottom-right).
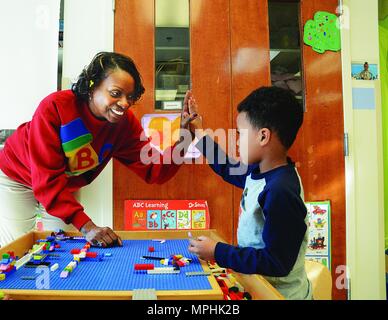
[
  {"x1": 341, "y1": 0, "x2": 386, "y2": 299},
  {"x1": 62, "y1": 0, "x2": 114, "y2": 228},
  {"x1": 0, "y1": 0, "x2": 60, "y2": 129}
]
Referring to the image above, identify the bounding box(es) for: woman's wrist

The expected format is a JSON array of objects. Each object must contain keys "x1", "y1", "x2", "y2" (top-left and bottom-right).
[{"x1": 80, "y1": 220, "x2": 96, "y2": 234}]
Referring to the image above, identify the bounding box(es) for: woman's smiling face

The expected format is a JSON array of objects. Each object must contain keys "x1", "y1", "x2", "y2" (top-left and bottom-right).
[{"x1": 88, "y1": 68, "x2": 136, "y2": 123}]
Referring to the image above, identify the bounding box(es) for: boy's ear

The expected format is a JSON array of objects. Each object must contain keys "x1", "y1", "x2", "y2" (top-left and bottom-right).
[{"x1": 258, "y1": 128, "x2": 271, "y2": 145}]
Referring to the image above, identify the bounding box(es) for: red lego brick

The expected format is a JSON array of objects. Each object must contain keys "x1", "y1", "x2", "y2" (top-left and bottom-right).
[
  {"x1": 71, "y1": 249, "x2": 81, "y2": 255},
  {"x1": 148, "y1": 246, "x2": 155, "y2": 253},
  {"x1": 86, "y1": 252, "x2": 97, "y2": 258},
  {"x1": 229, "y1": 292, "x2": 242, "y2": 300},
  {"x1": 4, "y1": 265, "x2": 14, "y2": 274},
  {"x1": 216, "y1": 279, "x2": 227, "y2": 288},
  {"x1": 55, "y1": 244, "x2": 61, "y2": 249},
  {"x1": 176, "y1": 260, "x2": 185, "y2": 267},
  {"x1": 134, "y1": 263, "x2": 154, "y2": 271},
  {"x1": 221, "y1": 287, "x2": 229, "y2": 295}
]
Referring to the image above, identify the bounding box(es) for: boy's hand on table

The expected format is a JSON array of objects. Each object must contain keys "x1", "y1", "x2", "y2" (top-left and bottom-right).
[
  {"x1": 188, "y1": 236, "x2": 217, "y2": 261},
  {"x1": 80, "y1": 220, "x2": 123, "y2": 248}
]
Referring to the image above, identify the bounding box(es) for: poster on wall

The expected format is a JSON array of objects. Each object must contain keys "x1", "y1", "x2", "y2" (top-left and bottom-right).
[
  {"x1": 303, "y1": 11, "x2": 341, "y2": 54},
  {"x1": 351, "y1": 62, "x2": 379, "y2": 80},
  {"x1": 124, "y1": 200, "x2": 210, "y2": 231},
  {"x1": 305, "y1": 201, "x2": 331, "y2": 270},
  {"x1": 141, "y1": 113, "x2": 201, "y2": 159}
]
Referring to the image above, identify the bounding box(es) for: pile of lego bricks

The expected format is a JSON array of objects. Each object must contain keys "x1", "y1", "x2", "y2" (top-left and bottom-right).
[
  {"x1": 0, "y1": 252, "x2": 16, "y2": 281},
  {"x1": 208, "y1": 260, "x2": 252, "y2": 300}
]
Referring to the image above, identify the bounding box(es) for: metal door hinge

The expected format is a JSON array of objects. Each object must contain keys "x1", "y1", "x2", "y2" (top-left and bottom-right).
[{"x1": 344, "y1": 132, "x2": 349, "y2": 157}]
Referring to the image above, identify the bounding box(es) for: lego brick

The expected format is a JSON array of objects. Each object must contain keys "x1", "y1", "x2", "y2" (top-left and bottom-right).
[
  {"x1": 141, "y1": 256, "x2": 165, "y2": 260},
  {"x1": 134, "y1": 263, "x2": 154, "y2": 271},
  {"x1": 185, "y1": 271, "x2": 212, "y2": 276},
  {"x1": 15, "y1": 253, "x2": 32, "y2": 270},
  {"x1": 0, "y1": 274, "x2": 5, "y2": 281},
  {"x1": 147, "y1": 267, "x2": 180, "y2": 274},
  {"x1": 25, "y1": 262, "x2": 50, "y2": 268},
  {"x1": 86, "y1": 252, "x2": 97, "y2": 258},
  {"x1": 21, "y1": 276, "x2": 37, "y2": 280},
  {"x1": 50, "y1": 263, "x2": 59, "y2": 272}
]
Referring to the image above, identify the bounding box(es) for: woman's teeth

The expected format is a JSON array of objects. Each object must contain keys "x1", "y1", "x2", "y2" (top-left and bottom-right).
[{"x1": 111, "y1": 108, "x2": 124, "y2": 116}]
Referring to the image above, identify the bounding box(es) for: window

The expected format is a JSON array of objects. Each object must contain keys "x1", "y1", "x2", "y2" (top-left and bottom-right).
[
  {"x1": 268, "y1": 0, "x2": 304, "y2": 109},
  {"x1": 155, "y1": 0, "x2": 190, "y2": 110}
]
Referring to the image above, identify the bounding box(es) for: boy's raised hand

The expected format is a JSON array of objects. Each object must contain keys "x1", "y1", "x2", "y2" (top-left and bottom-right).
[
  {"x1": 188, "y1": 235, "x2": 217, "y2": 261},
  {"x1": 180, "y1": 90, "x2": 204, "y2": 140},
  {"x1": 180, "y1": 90, "x2": 196, "y2": 132}
]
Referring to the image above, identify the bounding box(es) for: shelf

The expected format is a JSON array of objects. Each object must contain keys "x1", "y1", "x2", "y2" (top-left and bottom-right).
[
  {"x1": 156, "y1": 46, "x2": 189, "y2": 51},
  {"x1": 270, "y1": 48, "x2": 301, "y2": 52}
]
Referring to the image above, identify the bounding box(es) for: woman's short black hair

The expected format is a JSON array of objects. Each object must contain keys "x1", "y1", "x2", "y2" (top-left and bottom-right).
[
  {"x1": 71, "y1": 51, "x2": 145, "y2": 102},
  {"x1": 237, "y1": 86, "x2": 304, "y2": 150}
]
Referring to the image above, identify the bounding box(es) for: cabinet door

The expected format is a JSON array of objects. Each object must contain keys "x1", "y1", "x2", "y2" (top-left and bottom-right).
[
  {"x1": 292, "y1": 0, "x2": 346, "y2": 300},
  {"x1": 113, "y1": 0, "x2": 235, "y2": 243}
]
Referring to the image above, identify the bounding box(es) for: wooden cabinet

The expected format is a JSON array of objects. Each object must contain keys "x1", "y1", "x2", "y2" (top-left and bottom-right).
[{"x1": 114, "y1": 0, "x2": 346, "y2": 300}]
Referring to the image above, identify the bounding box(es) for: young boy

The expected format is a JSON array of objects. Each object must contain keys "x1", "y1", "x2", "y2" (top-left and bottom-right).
[{"x1": 187, "y1": 86, "x2": 312, "y2": 300}]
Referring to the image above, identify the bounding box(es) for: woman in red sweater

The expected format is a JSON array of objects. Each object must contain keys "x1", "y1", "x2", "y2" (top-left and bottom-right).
[{"x1": 0, "y1": 52, "x2": 194, "y2": 248}]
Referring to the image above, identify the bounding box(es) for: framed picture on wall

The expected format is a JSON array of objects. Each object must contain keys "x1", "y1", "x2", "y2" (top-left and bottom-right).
[{"x1": 351, "y1": 61, "x2": 379, "y2": 80}]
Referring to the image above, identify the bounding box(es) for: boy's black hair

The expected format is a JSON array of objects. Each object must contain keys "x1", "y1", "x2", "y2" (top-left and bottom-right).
[
  {"x1": 237, "y1": 86, "x2": 303, "y2": 150},
  {"x1": 71, "y1": 51, "x2": 145, "y2": 102}
]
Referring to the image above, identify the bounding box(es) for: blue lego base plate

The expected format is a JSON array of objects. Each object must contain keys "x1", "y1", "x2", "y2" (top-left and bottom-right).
[{"x1": 0, "y1": 239, "x2": 211, "y2": 291}]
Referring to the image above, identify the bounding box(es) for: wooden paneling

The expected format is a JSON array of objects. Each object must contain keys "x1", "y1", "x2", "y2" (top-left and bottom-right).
[
  {"x1": 230, "y1": 0, "x2": 271, "y2": 244},
  {"x1": 113, "y1": 0, "x2": 155, "y2": 230},
  {"x1": 190, "y1": 0, "x2": 234, "y2": 242},
  {"x1": 113, "y1": 0, "x2": 235, "y2": 243},
  {"x1": 290, "y1": 0, "x2": 347, "y2": 300}
]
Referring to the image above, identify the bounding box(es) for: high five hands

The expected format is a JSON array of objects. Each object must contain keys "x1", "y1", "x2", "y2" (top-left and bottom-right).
[{"x1": 180, "y1": 90, "x2": 204, "y2": 141}]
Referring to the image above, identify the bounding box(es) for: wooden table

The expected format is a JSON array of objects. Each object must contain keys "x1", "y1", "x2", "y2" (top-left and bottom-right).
[{"x1": 0, "y1": 230, "x2": 283, "y2": 300}]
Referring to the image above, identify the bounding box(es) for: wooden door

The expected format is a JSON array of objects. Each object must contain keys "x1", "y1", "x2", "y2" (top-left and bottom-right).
[
  {"x1": 114, "y1": 0, "x2": 236, "y2": 243},
  {"x1": 289, "y1": 0, "x2": 346, "y2": 300}
]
